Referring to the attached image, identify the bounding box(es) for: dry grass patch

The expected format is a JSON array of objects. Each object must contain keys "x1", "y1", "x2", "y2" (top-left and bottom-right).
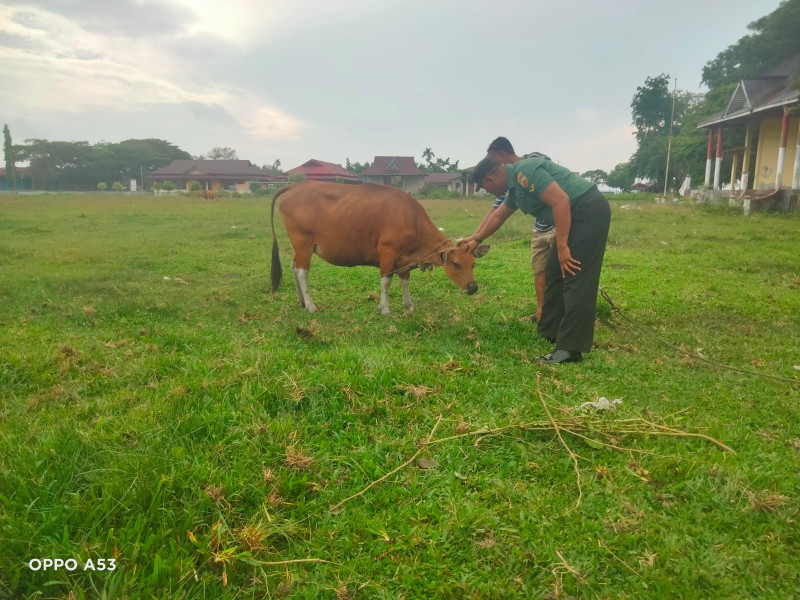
[
  {"x1": 746, "y1": 490, "x2": 789, "y2": 512},
  {"x1": 285, "y1": 446, "x2": 314, "y2": 471}
]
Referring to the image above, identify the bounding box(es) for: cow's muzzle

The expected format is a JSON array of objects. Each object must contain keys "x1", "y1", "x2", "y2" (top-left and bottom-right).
[{"x1": 466, "y1": 282, "x2": 478, "y2": 295}]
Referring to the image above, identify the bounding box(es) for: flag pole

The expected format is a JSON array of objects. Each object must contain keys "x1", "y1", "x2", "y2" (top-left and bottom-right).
[{"x1": 663, "y1": 78, "x2": 677, "y2": 196}]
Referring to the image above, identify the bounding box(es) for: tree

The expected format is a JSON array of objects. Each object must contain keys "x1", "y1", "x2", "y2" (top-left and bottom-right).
[
  {"x1": 3, "y1": 124, "x2": 17, "y2": 190},
  {"x1": 205, "y1": 146, "x2": 238, "y2": 160},
  {"x1": 345, "y1": 158, "x2": 371, "y2": 175},
  {"x1": 112, "y1": 181, "x2": 124, "y2": 191},
  {"x1": 606, "y1": 162, "x2": 634, "y2": 192},
  {"x1": 188, "y1": 180, "x2": 202, "y2": 191},
  {"x1": 262, "y1": 159, "x2": 282, "y2": 178},
  {"x1": 97, "y1": 182, "x2": 107, "y2": 191},
  {"x1": 581, "y1": 169, "x2": 608, "y2": 185},
  {"x1": 702, "y1": 0, "x2": 800, "y2": 89},
  {"x1": 161, "y1": 181, "x2": 175, "y2": 191},
  {"x1": 13, "y1": 138, "x2": 191, "y2": 190},
  {"x1": 419, "y1": 148, "x2": 460, "y2": 173},
  {"x1": 288, "y1": 173, "x2": 307, "y2": 183},
  {"x1": 631, "y1": 74, "x2": 674, "y2": 143},
  {"x1": 249, "y1": 181, "x2": 262, "y2": 193}
]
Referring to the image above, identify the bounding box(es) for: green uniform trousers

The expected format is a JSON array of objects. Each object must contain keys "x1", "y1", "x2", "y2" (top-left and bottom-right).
[{"x1": 537, "y1": 187, "x2": 610, "y2": 354}]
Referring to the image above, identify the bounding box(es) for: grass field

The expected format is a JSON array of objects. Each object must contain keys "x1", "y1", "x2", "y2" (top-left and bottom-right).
[{"x1": 1, "y1": 192, "x2": 799, "y2": 599}]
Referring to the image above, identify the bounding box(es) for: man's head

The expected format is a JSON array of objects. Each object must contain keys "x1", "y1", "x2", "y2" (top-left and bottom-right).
[
  {"x1": 486, "y1": 136, "x2": 519, "y2": 164},
  {"x1": 471, "y1": 155, "x2": 508, "y2": 196}
]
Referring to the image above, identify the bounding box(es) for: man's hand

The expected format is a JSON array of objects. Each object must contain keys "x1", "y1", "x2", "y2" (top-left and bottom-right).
[
  {"x1": 558, "y1": 245, "x2": 581, "y2": 278},
  {"x1": 457, "y1": 236, "x2": 481, "y2": 254}
]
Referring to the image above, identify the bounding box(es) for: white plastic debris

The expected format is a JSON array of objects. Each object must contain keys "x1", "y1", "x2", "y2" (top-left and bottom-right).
[
  {"x1": 438, "y1": 227, "x2": 445, "y2": 231},
  {"x1": 578, "y1": 397, "x2": 623, "y2": 411},
  {"x1": 620, "y1": 205, "x2": 631, "y2": 209},
  {"x1": 163, "y1": 276, "x2": 171, "y2": 280},
  {"x1": 794, "y1": 365, "x2": 800, "y2": 371}
]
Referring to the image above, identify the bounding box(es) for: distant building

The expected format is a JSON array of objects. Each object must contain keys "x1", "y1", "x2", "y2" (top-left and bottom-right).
[
  {"x1": 275, "y1": 159, "x2": 363, "y2": 184},
  {"x1": 0, "y1": 167, "x2": 30, "y2": 190},
  {"x1": 361, "y1": 156, "x2": 425, "y2": 193},
  {"x1": 631, "y1": 181, "x2": 658, "y2": 193},
  {"x1": 148, "y1": 159, "x2": 266, "y2": 191},
  {"x1": 461, "y1": 165, "x2": 489, "y2": 195},
  {"x1": 424, "y1": 172, "x2": 466, "y2": 193},
  {"x1": 698, "y1": 54, "x2": 800, "y2": 194}
]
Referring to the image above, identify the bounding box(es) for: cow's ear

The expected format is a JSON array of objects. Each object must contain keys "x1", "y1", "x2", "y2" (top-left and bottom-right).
[
  {"x1": 437, "y1": 251, "x2": 449, "y2": 264},
  {"x1": 473, "y1": 244, "x2": 490, "y2": 259}
]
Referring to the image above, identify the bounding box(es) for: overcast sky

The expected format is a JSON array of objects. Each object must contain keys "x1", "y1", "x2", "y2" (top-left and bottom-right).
[{"x1": 0, "y1": 0, "x2": 781, "y2": 174}]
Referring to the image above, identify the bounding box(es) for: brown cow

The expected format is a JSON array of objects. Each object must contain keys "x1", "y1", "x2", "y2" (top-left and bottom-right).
[{"x1": 270, "y1": 180, "x2": 489, "y2": 314}]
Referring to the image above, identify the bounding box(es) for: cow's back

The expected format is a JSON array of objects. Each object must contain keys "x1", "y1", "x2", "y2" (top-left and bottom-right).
[{"x1": 277, "y1": 181, "x2": 432, "y2": 268}]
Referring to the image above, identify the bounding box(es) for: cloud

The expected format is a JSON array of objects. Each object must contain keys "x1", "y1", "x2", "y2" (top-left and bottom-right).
[
  {"x1": 247, "y1": 106, "x2": 304, "y2": 140},
  {"x1": 0, "y1": 2, "x2": 304, "y2": 142},
  {"x1": 0, "y1": 31, "x2": 44, "y2": 52},
  {"x1": 9, "y1": 10, "x2": 52, "y2": 31},
  {"x1": 6, "y1": 0, "x2": 196, "y2": 37}
]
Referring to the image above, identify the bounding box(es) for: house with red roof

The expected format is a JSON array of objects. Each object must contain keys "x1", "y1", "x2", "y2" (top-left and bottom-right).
[
  {"x1": 277, "y1": 159, "x2": 363, "y2": 184},
  {"x1": 361, "y1": 156, "x2": 425, "y2": 193}
]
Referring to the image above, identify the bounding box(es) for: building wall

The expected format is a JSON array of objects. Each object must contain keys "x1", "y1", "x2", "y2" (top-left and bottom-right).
[
  {"x1": 363, "y1": 174, "x2": 425, "y2": 192},
  {"x1": 754, "y1": 116, "x2": 800, "y2": 189}
]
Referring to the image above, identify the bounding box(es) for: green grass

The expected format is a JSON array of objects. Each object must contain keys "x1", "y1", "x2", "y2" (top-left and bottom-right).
[{"x1": 1, "y1": 193, "x2": 799, "y2": 599}]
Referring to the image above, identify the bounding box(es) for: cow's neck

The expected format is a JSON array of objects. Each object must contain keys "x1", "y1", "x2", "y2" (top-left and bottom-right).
[{"x1": 398, "y1": 224, "x2": 452, "y2": 271}]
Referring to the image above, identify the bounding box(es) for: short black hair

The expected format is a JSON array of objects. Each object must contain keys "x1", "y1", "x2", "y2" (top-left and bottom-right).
[
  {"x1": 487, "y1": 136, "x2": 515, "y2": 155},
  {"x1": 472, "y1": 155, "x2": 502, "y2": 189}
]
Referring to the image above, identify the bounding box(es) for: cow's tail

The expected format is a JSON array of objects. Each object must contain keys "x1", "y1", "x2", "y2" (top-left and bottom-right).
[{"x1": 270, "y1": 186, "x2": 291, "y2": 294}]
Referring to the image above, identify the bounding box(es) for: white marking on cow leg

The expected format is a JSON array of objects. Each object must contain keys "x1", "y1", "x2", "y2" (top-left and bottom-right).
[
  {"x1": 291, "y1": 260, "x2": 305, "y2": 307},
  {"x1": 399, "y1": 276, "x2": 413, "y2": 312},
  {"x1": 379, "y1": 275, "x2": 392, "y2": 315},
  {"x1": 297, "y1": 268, "x2": 317, "y2": 313}
]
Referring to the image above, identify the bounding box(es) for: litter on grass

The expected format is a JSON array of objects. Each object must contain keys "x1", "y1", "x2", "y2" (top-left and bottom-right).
[{"x1": 578, "y1": 397, "x2": 623, "y2": 411}]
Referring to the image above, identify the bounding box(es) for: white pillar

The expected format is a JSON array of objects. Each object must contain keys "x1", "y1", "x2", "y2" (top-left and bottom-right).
[
  {"x1": 713, "y1": 127, "x2": 723, "y2": 190},
  {"x1": 742, "y1": 124, "x2": 753, "y2": 192},
  {"x1": 792, "y1": 116, "x2": 800, "y2": 190},
  {"x1": 704, "y1": 129, "x2": 713, "y2": 186},
  {"x1": 775, "y1": 108, "x2": 790, "y2": 190}
]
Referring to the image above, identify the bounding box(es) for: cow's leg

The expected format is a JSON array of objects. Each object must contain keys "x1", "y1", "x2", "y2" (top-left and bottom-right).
[
  {"x1": 379, "y1": 274, "x2": 393, "y2": 315},
  {"x1": 290, "y1": 260, "x2": 305, "y2": 307},
  {"x1": 398, "y1": 271, "x2": 413, "y2": 312},
  {"x1": 378, "y1": 247, "x2": 400, "y2": 316},
  {"x1": 290, "y1": 236, "x2": 317, "y2": 313}
]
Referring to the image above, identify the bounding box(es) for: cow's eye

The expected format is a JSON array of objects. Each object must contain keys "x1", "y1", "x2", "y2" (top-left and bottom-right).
[{"x1": 453, "y1": 262, "x2": 461, "y2": 269}]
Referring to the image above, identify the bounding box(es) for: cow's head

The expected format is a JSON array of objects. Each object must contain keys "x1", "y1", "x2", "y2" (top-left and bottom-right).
[{"x1": 434, "y1": 244, "x2": 489, "y2": 295}]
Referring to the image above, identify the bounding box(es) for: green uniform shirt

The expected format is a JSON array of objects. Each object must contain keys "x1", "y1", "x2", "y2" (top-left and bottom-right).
[{"x1": 502, "y1": 158, "x2": 595, "y2": 226}]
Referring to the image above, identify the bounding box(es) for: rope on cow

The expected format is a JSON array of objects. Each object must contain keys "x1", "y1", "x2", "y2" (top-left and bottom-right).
[
  {"x1": 600, "y1": 288, "x2": 800, "y2": 386},
  {"x1": 383, "y1": 235, "x2": 531, "y2": 278}
]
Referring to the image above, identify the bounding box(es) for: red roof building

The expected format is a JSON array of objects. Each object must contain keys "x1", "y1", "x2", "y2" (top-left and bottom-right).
[
  {"x1": 279, "y1": 159, "x2": 363, "y2": 184},
  {"x1": 362, "y1": 156, "x2": 426, "y2": 192}
]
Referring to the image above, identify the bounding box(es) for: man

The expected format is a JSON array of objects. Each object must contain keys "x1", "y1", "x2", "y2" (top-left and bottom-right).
[
  {"x1": 460, "y1": 155, "x2": 611, "y2": 364},
  {"x1": 472, "y1": 137, "x2": 555, "y2": 323}
]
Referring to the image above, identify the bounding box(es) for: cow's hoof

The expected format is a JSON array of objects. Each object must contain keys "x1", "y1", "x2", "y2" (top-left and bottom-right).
[
  {"x1": 380, "y1": 308, "x2": 391, "y2": 316},
  {"x1": 306, "y1": 305, "x2": 318, "y2": 313},
  {"x1": 403, "y1": 306, "x2": 414, "y2": 314}
]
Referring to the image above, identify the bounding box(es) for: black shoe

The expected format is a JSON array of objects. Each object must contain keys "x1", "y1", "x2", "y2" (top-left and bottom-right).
[{"x1": 535, "y1": 349, "x2": 582, "y2": 364}]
